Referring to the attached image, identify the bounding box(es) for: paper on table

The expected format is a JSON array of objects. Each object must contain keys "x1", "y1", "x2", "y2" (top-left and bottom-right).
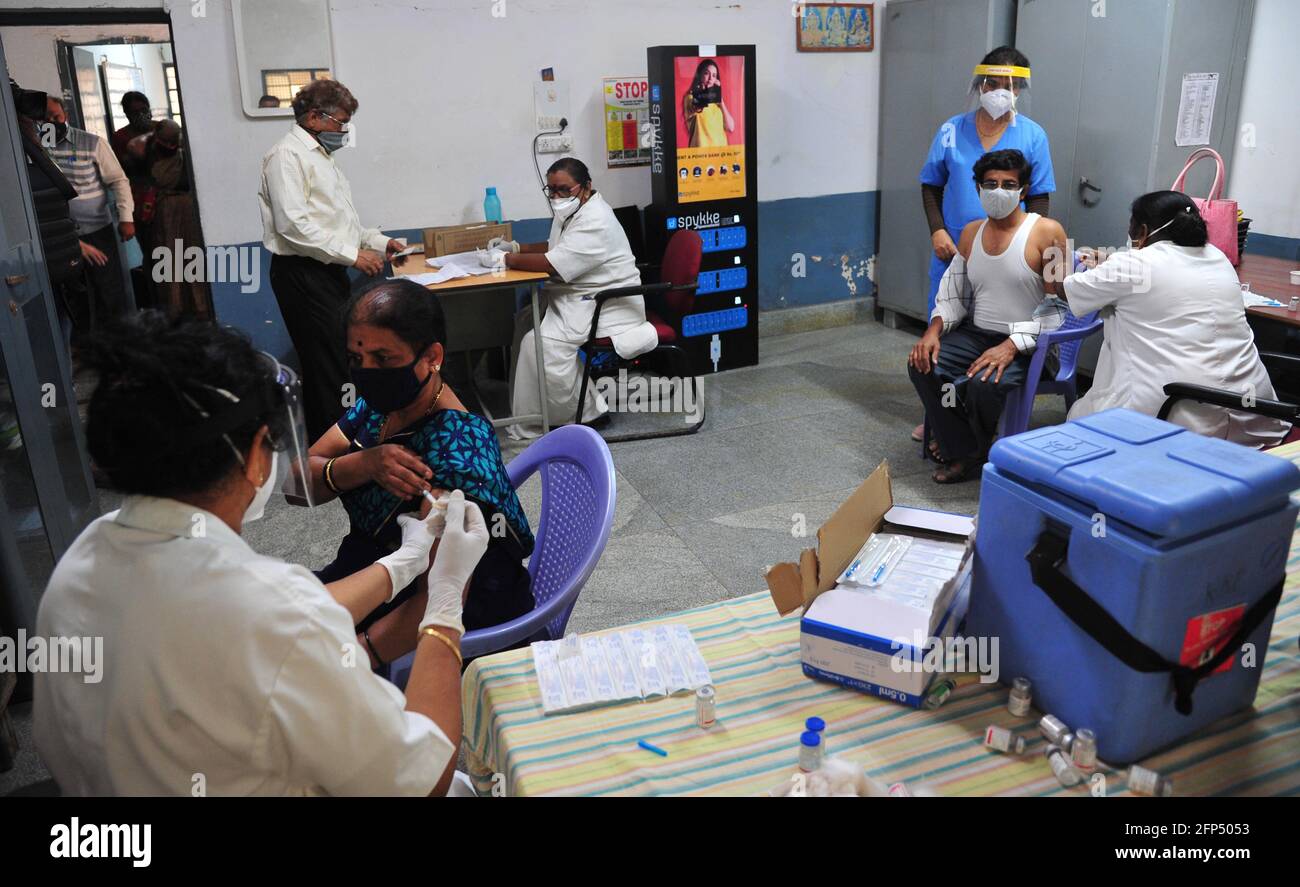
[
  {"x1": 394, "y1": 268, "x2": 470, "y2": 286},
  {"x1": 1243, "y1": 292, "x2": 1284, "y2": 308},
  {"x1": 425, "y1": 249, "x2": 497, "y2": 276}
]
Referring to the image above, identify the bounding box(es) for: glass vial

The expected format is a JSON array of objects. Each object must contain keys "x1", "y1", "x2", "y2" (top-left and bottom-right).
[
  {"x1": 1008, "y1": 677, "x2": 1033, "y2": 717},
  {"x1": 1039, "y1": 714, "x2": 1069, "y2": 746},
  {"x1": 1044, "y1": 745, "x2": 1082, "y2": 787},
  {"x1": 1127, "y1": 765, "x2": 1173, "y2": 797},
  {"x1": 923, "y1": 678, "x2": 956, "y2": 710},
  {"x1": 984, "y1": 725, "x2": 1026, "y2": 755},
  {"x1": 1071, "y1": 728, "x2": 1098, "y2": 773},
  {"x1": 799, "y1": 731, "x2": 823, "y2": 773},
  {"x1": 696, "y1": 685, "x2": 716, "y2": 729}
]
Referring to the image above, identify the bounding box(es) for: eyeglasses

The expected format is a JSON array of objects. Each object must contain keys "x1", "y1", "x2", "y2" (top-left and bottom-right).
[
  {"x1": 317, "y1": 110, "x2": 350, "y2": 131},
  {"x1": 542, "y1": 183, "x2": 582, "y2": 199},
  {"x1": 979, "y1": 180, "x2": 1023, "y2": 192}
]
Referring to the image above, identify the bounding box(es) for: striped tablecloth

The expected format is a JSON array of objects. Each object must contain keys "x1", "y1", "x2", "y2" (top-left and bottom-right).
[{"x1": 462, "y1": 444, "x2": 1300, "y2": 796}]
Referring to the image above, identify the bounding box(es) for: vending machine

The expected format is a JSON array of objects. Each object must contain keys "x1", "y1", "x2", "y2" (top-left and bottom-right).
[{"x1": 646, "y1": 44, "x2": 758, "y2": 373}]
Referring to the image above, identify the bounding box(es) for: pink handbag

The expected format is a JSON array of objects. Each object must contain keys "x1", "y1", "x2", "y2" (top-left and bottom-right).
[{"x1": 1170, "y1": 148, "x2": 1239, "y2": 265}]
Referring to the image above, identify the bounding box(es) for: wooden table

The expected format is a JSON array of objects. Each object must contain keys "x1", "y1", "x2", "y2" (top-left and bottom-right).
[
  {"x1": 1242, "y1": 254, "x2": 1300, "y2": 339},
  {"x1": 392, "y1": 251, "x2": 552, "y2": 433}
]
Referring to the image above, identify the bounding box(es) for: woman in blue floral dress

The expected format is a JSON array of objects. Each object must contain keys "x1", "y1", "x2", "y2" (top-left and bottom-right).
[{"x1": 304, "y1": 278, "x2": 534, "y2": 668}]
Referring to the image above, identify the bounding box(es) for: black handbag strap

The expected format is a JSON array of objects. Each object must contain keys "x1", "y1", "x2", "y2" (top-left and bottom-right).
[{"x1": 1025, "y1": 529, "x2": 1283, "y2": 716}]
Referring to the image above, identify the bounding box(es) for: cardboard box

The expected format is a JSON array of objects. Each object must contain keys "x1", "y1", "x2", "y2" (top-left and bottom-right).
[
  {"x1": 764, "y1": 461, "x2": 976, "y2": 707},
  {"x1": 422, "y1": 222, "x2": 512, "y2": 258}
]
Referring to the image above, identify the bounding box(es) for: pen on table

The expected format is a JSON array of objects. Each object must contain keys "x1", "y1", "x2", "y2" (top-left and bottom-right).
[{"x1": 638, "y1": 740, "x2": 668, "y2": 757}]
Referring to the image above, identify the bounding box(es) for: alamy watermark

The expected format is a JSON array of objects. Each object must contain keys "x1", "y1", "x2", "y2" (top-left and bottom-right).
[
  {"x1": 151, "y1": 241, "x2": 260, "y2": 294},
  {"x1": 0, "y1": 630, "x2": 103, "y2": 683}
]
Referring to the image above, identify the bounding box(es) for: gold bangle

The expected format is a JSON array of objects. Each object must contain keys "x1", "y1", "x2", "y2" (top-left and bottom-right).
[
  {"x1": 420, "y1": 626, "x2": 462, "y2": 667},
  {"x1": 323, "y1": 457, "x2": 341, "y2": 494}
]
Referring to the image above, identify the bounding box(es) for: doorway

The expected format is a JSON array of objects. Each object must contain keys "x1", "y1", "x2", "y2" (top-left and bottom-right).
[{"x1": 0, "y1": 8, "x2": 213, "y2": 326}]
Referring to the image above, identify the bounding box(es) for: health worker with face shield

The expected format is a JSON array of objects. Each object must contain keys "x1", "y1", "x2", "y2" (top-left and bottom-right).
[
  {"x1": 33, "y1": 313, "x2": 488, "y2": 796},
  {"x1": 919, "y1": 47, "x2": 1056, "y2": 315},
  {"x1": 912, "y1": 46, "x2": 1056, "y2": 444},
  {"x1": 485, "y1": 157, "x2": 658, "y2": 439}
]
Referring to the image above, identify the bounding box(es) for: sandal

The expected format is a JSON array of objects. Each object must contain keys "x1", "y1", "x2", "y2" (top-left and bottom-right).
[{"x1": 931, "y1": 460, "x2": 981, "y2": 484}]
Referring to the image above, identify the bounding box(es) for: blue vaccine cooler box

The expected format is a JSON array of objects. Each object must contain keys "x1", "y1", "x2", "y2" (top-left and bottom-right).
[{"x1": 968, "y1": 409, "x2": 1299, "y2": 764}]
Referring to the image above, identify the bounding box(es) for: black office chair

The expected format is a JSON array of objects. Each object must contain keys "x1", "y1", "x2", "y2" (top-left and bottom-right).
[
  {"x1": 1158, "y1": 352, "x2": 1300, "y2": 448},
  {"x1": 574, "y1": 229, "x2": 706, "y2": 443}
]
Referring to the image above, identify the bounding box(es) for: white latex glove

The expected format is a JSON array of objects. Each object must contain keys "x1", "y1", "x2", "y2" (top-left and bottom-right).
[
  {"x1": 375, "y1": 499, "x2": 447, "y2": 602},
  {"x1": 477, "y1": 247, "x2": 507, "y2": 271},
  {"x1": 486, "y1": 236, "x2": 520, "y2": 254},
  {"x1": 419, "y1": 490, "x2": 488, "y2": 635}
]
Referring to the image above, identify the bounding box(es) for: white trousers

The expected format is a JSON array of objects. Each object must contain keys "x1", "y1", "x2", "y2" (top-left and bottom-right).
[{"x1": 509, "y1": 310, "x2": 658, "y2": 440}]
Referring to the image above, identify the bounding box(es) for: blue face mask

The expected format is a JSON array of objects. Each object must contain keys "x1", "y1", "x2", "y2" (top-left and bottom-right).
[{"x1": 315, "y1": 129, "x2": 348, "y2": 153}]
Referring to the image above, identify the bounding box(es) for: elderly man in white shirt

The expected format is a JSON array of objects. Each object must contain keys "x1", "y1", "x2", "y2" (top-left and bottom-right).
[{"x1": 259, "y1": 78, "x2": 402, "y2": 440}]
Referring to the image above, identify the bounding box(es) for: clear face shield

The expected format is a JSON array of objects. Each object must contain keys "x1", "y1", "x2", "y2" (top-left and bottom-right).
[
  {"x1": 260, "y1": 354, "x2": 314, "y2": 508},
  {"x1": 967, "y1": 63, "x2": 1031, "y2": 126}
]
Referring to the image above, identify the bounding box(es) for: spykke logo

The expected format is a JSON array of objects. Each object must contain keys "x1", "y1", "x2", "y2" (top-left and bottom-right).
[{"x1": 50, "y1": 818, "x2": 152, "y2": 867}]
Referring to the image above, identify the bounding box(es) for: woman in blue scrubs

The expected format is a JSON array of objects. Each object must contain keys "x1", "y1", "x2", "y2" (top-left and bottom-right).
[
  {"x1": 919, "y1": 47, "x2": 1055, "y2": 312},
  {"x1": 912, "y1": 47, "x2": 1055, "y2": 442}
]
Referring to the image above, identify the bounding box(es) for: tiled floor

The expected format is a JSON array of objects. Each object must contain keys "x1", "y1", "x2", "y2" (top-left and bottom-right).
[{"x1": 1, "y1": 318, "x2": 1070, "y2": 795}]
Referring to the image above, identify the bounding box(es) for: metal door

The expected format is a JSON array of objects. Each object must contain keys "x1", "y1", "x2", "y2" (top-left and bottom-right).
[
  {"x1": 876, "y1": 0, "x2": 1015, "y2": 323},
  {"x1": 67, "y1": 45, "x2": 110, "y2": 141},
  {"x1": 0, "y1": 38, "x2": 99, "y2": 675}
]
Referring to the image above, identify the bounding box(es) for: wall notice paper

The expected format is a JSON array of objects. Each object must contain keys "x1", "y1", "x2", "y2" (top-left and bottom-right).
[
  {"x1": 1175, "y1": 73, "x2": 1218, "y2": 147},
  {"x1": 532, "y1": 623, "x2": 712, "y2": 715},
  {"x1": 603, "y1": 76, "x2": 651, "y2": 168}
]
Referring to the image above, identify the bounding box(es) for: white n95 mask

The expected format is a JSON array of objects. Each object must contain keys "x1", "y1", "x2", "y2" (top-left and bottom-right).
[
  {"x1": 243, "y1": 450, "x2": 278, "y2": 524},
  {"x1": 979, "y1": 186, "x2": 1022, "y2": 220},
  {"x1": 551, "y1": 196, "x2": 580, "y2": 220},
  {"x1": 980, "y1": 88, "x2": 1015, "y2": 120}
]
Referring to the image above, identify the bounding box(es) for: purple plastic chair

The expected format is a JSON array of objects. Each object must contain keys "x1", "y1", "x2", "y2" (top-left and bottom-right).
[
  {"x1": 996, "y1": 310, "x2": 1102, "y2": 437},
  {"x1": 389, "y1": 425, "x2": 616, "y2": 688},
  {"x1": 921, "y1": 310, "x2": 1102, "y2": 459}
]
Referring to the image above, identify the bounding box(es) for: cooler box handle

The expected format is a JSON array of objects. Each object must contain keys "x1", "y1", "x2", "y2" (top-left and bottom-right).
[{"x1": 1025, "y1": 529, "x2": 1282, "y2": 716}]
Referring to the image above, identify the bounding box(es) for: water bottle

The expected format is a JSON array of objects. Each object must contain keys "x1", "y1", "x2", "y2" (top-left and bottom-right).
[{"x1": 484, "y1": 187, "x2": 502, "y2": 223}]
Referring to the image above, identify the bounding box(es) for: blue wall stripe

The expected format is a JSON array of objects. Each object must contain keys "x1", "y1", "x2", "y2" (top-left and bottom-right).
[{"x1": 208, "y1": 191, "x2": 881, "y2": 362}]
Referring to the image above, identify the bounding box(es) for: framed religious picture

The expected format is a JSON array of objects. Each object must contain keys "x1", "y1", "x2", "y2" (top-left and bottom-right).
[{"x1": 796, "y1": 3, "x2": 874, "y2": 52}]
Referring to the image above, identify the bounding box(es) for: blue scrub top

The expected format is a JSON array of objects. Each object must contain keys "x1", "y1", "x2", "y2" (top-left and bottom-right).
[{"x1": 918, "y1": 111, "x2": 1056, "y2": 310}]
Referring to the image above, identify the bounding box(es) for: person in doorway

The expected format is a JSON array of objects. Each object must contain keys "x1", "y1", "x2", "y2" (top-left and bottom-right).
[
  {"x1": 109, "y1": 90, "x2": 153, "y2": 172},
  {"x1": 908, "y1": 149, "x2": 1069, "y2": 483},
  {"x1": 11, "y1": 79, "x2": 82, "y2": 352},
  {"x1": 259, "y1": 78, "x2": 403, "y2": 440},
  {"x1": 46, "y1": 96, "x2": 135, "y2": 333},
  {"x1": 127, "y1": 119, "x2": 210, "y2": 320}
]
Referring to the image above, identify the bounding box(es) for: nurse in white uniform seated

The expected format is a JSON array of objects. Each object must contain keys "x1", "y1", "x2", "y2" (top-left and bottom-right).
[
  {"x1": 33, "y1": 313, "x2": 487, "y2": 796},
  {"x1": 1057, "y1": 190, "x2": 1288, "y2": 448},
  {"x1": 486, "y1": 157, "x2": 657, "y2": 438}
]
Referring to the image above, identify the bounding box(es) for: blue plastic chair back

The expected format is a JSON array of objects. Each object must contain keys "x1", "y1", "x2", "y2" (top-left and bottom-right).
[
  {"x1": 389, "y1": 425, "x2": 616, "y2": 685},
  {"x1": 1050, "y1": 309, "x2": 1098, "y2": 385},
  {"x1": 507, "y1": 424, "x2": 616, "y2": 643}
]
